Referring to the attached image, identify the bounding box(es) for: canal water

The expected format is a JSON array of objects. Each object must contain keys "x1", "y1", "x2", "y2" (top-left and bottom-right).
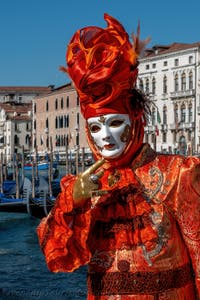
[{"x1": 0, "y1": 165, "x2": 88, "y2": 300}]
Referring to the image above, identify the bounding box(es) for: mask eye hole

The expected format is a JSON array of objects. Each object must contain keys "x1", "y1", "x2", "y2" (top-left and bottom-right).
[
  {"x1": 89, "y1": 124, "x2": 101, "y2": 133},
  {"x1": 110, "y1": 119, "x2": 124, "y2": 127}
]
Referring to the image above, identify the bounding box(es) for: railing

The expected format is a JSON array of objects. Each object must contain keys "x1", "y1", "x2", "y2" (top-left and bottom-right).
[{"x1": 170, "y1": 89, "x2": 195, "y2": 99}]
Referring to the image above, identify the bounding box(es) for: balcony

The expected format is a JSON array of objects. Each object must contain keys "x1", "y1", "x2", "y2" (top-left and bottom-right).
[
  {"x1": 170, "y1": 122, "x2": 195, "y2": 131},
  {"x1": 170, "y1": 89, "x2": 195, "y2": 99}
]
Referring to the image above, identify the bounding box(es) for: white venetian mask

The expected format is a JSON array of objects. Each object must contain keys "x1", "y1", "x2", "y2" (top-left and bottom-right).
[{"x1": 87, "y1": 113, "x2": 132, "y2": 159}]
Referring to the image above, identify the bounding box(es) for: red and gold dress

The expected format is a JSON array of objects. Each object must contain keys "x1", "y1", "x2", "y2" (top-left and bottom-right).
[{"x1": 37, "y1": 144, "x2": 200, "y2": 299}]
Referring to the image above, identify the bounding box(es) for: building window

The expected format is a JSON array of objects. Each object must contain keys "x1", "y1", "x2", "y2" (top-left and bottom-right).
[
  {"x1": 46, "y1": 118, "x2": 49, "y2": 129},
  {"x1": 76, "y1": 132, "x2": 79, "y2": 146},
  {"x1": 139, "y1": 79, "x2": 144, "y2": 91},
  {"x1": 61, "y1": 97, "x2": 64, "y2": 109},
  {"x1": 174, "y1": 104, "x2": 179, "y2": 125},
  {"x1": 180, "y1": 103, "x2": 186, "y2": 123},
  {"x1": 145, "y1": 64, "x2": 150, "y2": 70},
  {"x1": 189, "y1": 71, "x2": 193, "y2": 90},
  {"x1": 188, "y1": 130, "x2": 192, "y2": 142},
  {"x1": 66, "y1": 96, "x2": 69, "y2": 108},
  {"x1": 77, "y1": 96, "x2": 80, "y2": 106},
  {"x1": 189, "y1": 56, "x2": 193, "y2": 64},
  {"x1": 46, "y1": 101, "x2": 49, "y2": 111},
  {"x1": 14, "y1": 135, "x2": 19, "y2": 146},
  {"x1": 163, "y1": 61, "x2": 168, "y2": 67},
  {"x1": 174, "y1": 73, "x2": 179, "y2": 92},
  {"x1": 64, "y1": 116, "x2": 67, "y2": 128},
  {"x1": 152, "y1": 77, "x2": 156, "y2": 95},
  {"x1": 174, "y1": 58, "x2": 179, "y2": 66},
  {"x1": 152, "y1": 63, "x2": 156, "y2": 69},
  {"x1": 145, "y1": 78, "x2": 149, "y2": 94},
  {"x1": 77, "y1": 112, "x2": 80, "y2": 126},
  {"x1": 152, "y1": 108, "x2": 156, "y2": 126},
  {"x1": 163, "y1": 106, "x2": 167, "y2": 124},
  {"x1": 181, "y1": 72, "x2": 186, "y2": 91},
  {"x1": 162, "y1": 132, "x2": 167, "y2": 143},
  {"x1": 163, "y1": 75, "x2": 167, "y2": 94},
  {"x1": 173, "y1": 131, "x2": 177, "y2": 144},
  {"x1": 55, "y1": 99, "x2": 58, "y2": 110},
  {"x1": 59, "y1": 116, "x2": 63, "y2": 128},
  {"x1": 188, "y1": 103, "x2": 193, "y2": 123},
  {"x1": 55, "y1": 117, "x2": 58, "y2": 129},
  {"x1": 34, "y1": 103, "x2": 36, "y2": 114}
]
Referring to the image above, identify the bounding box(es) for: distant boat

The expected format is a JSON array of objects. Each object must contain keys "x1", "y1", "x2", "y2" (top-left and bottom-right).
[
  {"x1": 0, "y1": 175, "x2": 60, "y2": 218},
  {"x1": 24, "y1": 161, "x2": 58, "y2": 171},
  {"x1": 0, "y1": 177, "x2": 32, "y2": 213}
]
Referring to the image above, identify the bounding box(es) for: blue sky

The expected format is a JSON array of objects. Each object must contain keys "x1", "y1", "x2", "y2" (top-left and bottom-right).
[{"x1": 1, "y1": 0, "x2": 200, "y2": 87}]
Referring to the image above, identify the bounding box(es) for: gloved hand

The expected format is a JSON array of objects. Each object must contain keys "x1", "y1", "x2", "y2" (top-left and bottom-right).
[{"x1": 73, "y1": 158, "x2": 106, "y2": 206}]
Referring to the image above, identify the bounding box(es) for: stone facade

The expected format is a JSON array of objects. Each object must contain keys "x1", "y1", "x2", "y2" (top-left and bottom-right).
[
  {"x1": 138, "y1": 42, "x2": 200, "y2": 155},
  {"x1": 33, "y1": 83, "x2": 90, "y2": 161}
]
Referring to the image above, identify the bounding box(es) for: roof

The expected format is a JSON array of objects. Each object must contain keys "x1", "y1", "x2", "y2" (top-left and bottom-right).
[
  {"x1": 0, "y1": 102, "x2": 32, "y2": 113},
  {"x1": 143, "y1": 42, "x2": 200, "y2": 58},
  {"x1": 9, "y1": 115, "x2": 31, "y2": 121},
  {"x1": 0, "y1": 86, "x2": 52, "y2": 94}
]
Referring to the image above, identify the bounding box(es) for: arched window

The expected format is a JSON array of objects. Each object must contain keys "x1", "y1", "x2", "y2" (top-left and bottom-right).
[
  {"x1": 163, "y1": 75, "x2": 167, "y2": 94},
  {"x1": 189, "y1": 71, "x2": 193, "y2": 90},
  {"x1": 181, "y1": 72, "x2": 186, "y2": 91},
  {"x1": 46, "y1": 101, "x2": 49, "y2": 111},
  {"x1": 174, "y1": 73, "x2": 179, "y2": 92},
  {"x1": 152, "y1": 77, "x2": 156, "y2": 95}
]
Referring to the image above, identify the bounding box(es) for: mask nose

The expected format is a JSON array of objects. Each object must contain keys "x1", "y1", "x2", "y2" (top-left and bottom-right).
[{"x1": 101, "y1": 126, "x2": 111, "y2": 142}]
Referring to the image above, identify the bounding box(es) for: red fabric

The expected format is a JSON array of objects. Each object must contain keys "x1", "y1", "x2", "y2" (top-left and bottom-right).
[
  {"x1": 62, "y1": 13, "x2": 140, "y2": 119},
  {"x1": 37, "y1": 144, "x2": 200, "y2": 299}
]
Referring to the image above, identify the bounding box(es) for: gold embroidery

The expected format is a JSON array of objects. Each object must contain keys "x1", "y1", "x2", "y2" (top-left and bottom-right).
[{"x1": 108, "y1": 170, "x2": 121, "y2": 187}]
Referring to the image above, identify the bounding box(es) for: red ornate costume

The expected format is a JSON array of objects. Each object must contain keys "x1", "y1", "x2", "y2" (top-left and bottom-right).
[
  {"x1": 37, "y1": 14, "x2": 200, "y2": 299},
  {"x1": 37, "y1": 144, "x2": 200, "y2": 299}
]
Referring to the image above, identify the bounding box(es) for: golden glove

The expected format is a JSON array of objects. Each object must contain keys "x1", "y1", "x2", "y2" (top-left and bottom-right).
[{"x1": 73, "y1": 158, "x2": 105, "y2": 206}]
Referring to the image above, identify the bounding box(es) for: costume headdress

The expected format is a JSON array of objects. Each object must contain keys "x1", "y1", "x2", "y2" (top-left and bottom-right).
[
  {"x1": 62, "y1": 14, "x2": 150, "y2": 167},
  {"x1": 61, "y1": 13, "x2": 149, "y2": 120}
]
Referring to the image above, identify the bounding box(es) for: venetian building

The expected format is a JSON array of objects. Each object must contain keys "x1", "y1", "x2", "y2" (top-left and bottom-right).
[
  {"x1": 138, "y1": 42, "x2": 200, "y2": 155},
  {"x1": 33, "y1": 83, "x2": 90, "y2": 160}
]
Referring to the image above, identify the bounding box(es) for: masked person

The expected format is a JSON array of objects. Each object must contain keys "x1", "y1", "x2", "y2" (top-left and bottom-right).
[{"x1": 37, "y1": 14, "x2": 200, "y2": 299}]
